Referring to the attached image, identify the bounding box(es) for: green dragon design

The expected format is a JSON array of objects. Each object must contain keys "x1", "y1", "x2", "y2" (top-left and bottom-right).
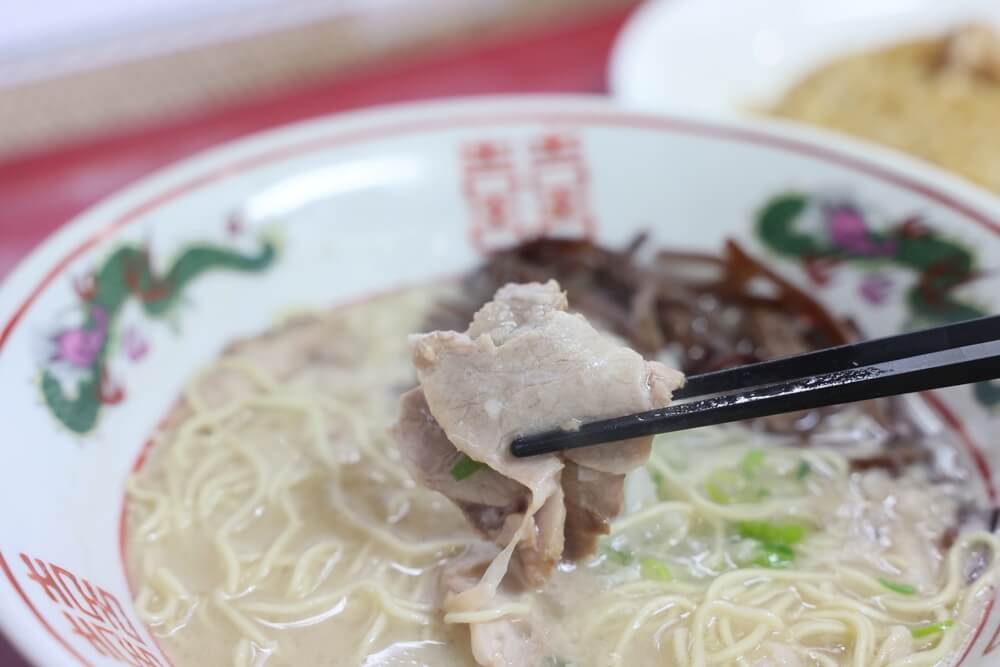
[
  {"x1": 43, "y1": 238, "x2": 277, "y2": 433},
  {"x1": 756, "y1": 193, "x2": 998, "y2": 409}
]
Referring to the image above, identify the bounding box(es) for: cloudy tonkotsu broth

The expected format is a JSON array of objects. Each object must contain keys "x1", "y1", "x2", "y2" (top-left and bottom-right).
[{"x1": 126, "y1": 244, "x2": 999, "y2": 667}]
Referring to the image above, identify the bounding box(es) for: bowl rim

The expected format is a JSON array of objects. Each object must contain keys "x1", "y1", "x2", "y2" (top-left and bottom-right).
[{"x1": 2, "y1": 93, "x2": 999, "y2": 667}]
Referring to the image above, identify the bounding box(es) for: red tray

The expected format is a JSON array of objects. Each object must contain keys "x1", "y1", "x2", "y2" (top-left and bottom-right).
[{"x1": 0, "y1": 6, "x2": 633, "y2": 665}]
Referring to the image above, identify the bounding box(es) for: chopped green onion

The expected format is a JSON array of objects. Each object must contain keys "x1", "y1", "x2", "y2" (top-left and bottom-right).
[
  {"x1": 751, "y1": 543, "x2": 795, "y2": 568},
  {"x1": 450, "y1": 455, "x2": 485, "y2": 481},
  {"x1": 705, "y1": 466, "x2": 780, "y2": 505},
  {"x1": 796, "y1": 461, "x2": 812, "y2": 480},
  {"x1": 705, "y1": 479, "x2": 731, "y2": 505},
  {"x1": 640, "y1": 556, "x2": 672, "y2": 581},
  {"x1": 604, "y1": 545, "x2": 634, "y2": 566},
  {"x1": 705, "y1": 469, "x2": 744, "y2": 504},
  {"x1": 911, "y1": 620, "x2": 953, "y2": 639},
  {"x1": 737, "y1": 521, "x2": 808, "y2": 546},
  {"x1": 650, "y1": 468, "x2": 666, "y2": 498},
  {"x1": 740, "y1": 450, "x2": 765, "y2": 477},
  {"x1": 879, "y1": 578, "x2": 917, "y2": 595}
]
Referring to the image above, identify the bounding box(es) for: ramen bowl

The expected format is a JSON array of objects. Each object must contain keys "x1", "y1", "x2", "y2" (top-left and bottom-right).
[{"x1": 0, "y1": 96, "x2": 998, "y2": 666}]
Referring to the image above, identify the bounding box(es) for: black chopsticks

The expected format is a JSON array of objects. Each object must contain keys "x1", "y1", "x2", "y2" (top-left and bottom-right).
[{"x1": 510, "y1": 315, "x2": 1000, "y2": 458}]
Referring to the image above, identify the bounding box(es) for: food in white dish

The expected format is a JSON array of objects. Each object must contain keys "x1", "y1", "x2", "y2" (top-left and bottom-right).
[{"x1": 770, "y1": 25, "x2": 1000, "y2": 194}]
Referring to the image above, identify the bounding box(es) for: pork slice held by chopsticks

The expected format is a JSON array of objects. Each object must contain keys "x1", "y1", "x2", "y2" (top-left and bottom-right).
[{"x1": 393, "y1": 280, "x2": 684, "y2": 589}]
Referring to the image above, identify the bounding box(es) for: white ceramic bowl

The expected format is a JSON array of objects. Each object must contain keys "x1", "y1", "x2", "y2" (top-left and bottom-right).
[
  {"x1": 1, "y1": 96, "x2": 998, "y2": 666},
  {"x1": 610, "y1": 0, "x2": 1000, "y2": 116}
]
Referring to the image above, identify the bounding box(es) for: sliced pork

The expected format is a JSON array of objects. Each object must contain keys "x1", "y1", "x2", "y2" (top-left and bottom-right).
[
  {"x1": 395, "y1": 390, "x2": 529, "y2": 542},
  {"x1": 392, "y1": 280, "x2": 683, "y2": 639}
]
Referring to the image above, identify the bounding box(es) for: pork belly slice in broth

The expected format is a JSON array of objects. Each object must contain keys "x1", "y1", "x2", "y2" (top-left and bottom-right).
[
  {"x1": 439, "y1": 544, "x2": 554, "y2": 667},
  {"x1": 395, "y1": 389, "x2": 530, "y2": 541},
  {"x1": 561, "y1": 461, "x2": 626, "y2": 560},
  {"x1": 393, "y1": 281, "x2": 683, "y2": 625}
]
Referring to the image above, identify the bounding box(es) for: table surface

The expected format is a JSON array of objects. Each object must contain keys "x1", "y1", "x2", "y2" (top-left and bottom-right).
[{"x1": 0, "y1": 5, "x2": 633, "y2": 664}]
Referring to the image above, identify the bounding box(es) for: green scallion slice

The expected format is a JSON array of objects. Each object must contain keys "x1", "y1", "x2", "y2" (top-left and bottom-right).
[
  {"x1": 751, "y1": 543, "x2": 795, "y2": 568},
  {"x1": 911, "y1": 620, "x2": 953, "y2": 639},
  {"x1": 740, "y1": 449, "x2": 765, "y2": 477},
  {"x1": 603, "y1": 545, "x2": 634, "y2": 566},
  {"x1": 879, "y1": 578, "x2": 917, "y2": 595},
  {"x1": 639, "y1": 556, "x2": 672, "y2": 581},
  {"x1": 650, "y1": 468, "x2": 666, "y2": 498},
  {"x1": 450, "y1": 455, "x2": 485, "y2": 481},
  {"x1": 737, "y1": 521, "x2": 808, "y2": 546}
]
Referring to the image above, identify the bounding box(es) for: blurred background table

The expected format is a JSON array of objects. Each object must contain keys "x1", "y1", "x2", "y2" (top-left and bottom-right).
[
  {"x1": 0, "y1": 1, "x2": 635, "y2": 661},
  {"x1": 0, "y1": 0, "x2": 637, "y2": 281}
]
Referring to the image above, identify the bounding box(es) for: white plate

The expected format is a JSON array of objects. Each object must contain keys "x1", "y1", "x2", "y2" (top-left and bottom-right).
[
  {"x1": 1, "y1": 96, "x2": 999, "y2": 666},
  {"x1": 610, "y1": 0, "x2": 1000, "y2": 115}
]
